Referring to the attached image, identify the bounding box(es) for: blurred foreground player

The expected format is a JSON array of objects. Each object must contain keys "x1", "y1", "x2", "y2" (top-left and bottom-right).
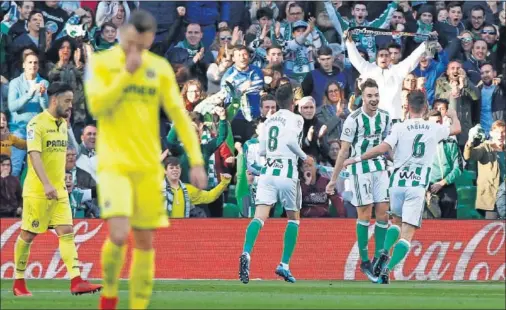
[
  {"x1": 84, "y1": 10, "x2": 207, "y2": 310},
  {"x1": 13, "y1": 82, "x2": 102, "y2": 296}
]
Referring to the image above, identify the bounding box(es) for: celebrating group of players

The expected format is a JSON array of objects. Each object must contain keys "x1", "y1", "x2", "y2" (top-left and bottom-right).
[{"x1": 10, "y1": 9, "x2": 462, "y2": 310}]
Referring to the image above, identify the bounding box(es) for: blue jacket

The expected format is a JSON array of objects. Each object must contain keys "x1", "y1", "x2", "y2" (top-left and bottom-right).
[
  {"x1": 7, "y1": 73, "x2": 49, "y2": 136},
  {"x1": 221, "y1": 65, "x2": 264, "y2": 120},
  {"x1": 463, "y1": 56, "x2": 482, "y2": 85},
  {"x1": 184, "y1": 1, "x2": 230, "y2": 26},
  {"x1": 413, "y1": 50, "x2": 449, "y2": 107}
]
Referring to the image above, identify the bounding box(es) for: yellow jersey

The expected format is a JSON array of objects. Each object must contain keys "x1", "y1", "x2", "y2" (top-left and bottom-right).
[
  {"x1": 24, "y1": 110, "x2": 68, "y2": 199},
  {"x1": 85, "y1": 45, "x2": 203, "y2": 173}
]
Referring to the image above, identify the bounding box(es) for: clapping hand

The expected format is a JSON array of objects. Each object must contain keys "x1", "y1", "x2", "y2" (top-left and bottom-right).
[{"x1": 193, "y1": 48, "x2": 205, "y2": 63}]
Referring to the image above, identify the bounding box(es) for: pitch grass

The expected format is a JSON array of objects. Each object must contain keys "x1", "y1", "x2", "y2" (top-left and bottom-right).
[{"x1": 1, "y1": 280, "x2": 505, "y2": 309}]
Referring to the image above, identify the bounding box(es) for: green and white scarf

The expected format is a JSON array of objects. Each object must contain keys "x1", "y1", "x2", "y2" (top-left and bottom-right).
[
  {"x1": 415, "y1": 21, "x2": 433, "y2": 43},
  {"x1": 175, "y1": 39, "x2": 203, "y2": 57},
  {"x1": 165, "y1": 179, "x2": 192, "y2": 218}
]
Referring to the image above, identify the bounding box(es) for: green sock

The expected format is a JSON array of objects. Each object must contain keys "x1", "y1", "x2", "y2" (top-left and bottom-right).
[
  {"x1": 384, "y1": 225, "x2": 401, "y2": 253},
  {"x1": 281, "y1": 221, "x2": 299, "y2": 264},
  {"x1": 387, "y1": 239, "x2": 411, "y2": 270},
  {"x1": 356, "y1": 220, "x2": 370, "y2": 262},
  {"x1": 374, "y1": 221, "x2": 388, "y2": 258},
  {"x1": 243, "y1": 218, "x2": 263, "y2": 254}
]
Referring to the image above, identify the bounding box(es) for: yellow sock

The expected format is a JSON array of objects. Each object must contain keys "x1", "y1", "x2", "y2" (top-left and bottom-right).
[
  {"x1": 101, "y1": 238, "x2": 126, "y2": 298},
  {"x1": 58, "y1": 233, "x2": 81, "y2": 279},
  {"x1": 129, "y1": 248, "x2": 154, "y2": 310},
  {"x1": 14, "y1": 236, "x2": 32, "y2": 279}
]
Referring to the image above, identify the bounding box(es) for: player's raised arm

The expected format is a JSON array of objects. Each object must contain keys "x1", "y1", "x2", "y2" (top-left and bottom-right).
[
  {"x1": 160, "y1": 61, "x2": 206, "y2": 189},
  {"x1": 84, "y1": 55, "x2": 133, "y2": 118}
]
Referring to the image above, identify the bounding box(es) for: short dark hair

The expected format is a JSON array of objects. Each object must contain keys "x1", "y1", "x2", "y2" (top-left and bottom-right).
[
  {"x1": 275, "y1": 84, "x2": 294, "y2": 110},
  {"x1": 434, "y1": 98, "x2": 449, "y2": 109},
  {"x1": 288, "y1": 2, "x2": 303, "y2": 12},
  {"x1": 352, "y1": 1, "x2": 367, "y2": 9},
  {"x1": 387, "y1": 42, "x2": 402, "y2": 51},
  {"x1": 394, "y1": 8, "x2": 405, "y2": 16},
  {"x1": 266, "y1": 44, "x2": 282, "y2": 53},
  {"x1": 261, "y1": 94, "x2": 276, "y2": 106},
  {"x1": 447, "y1": 2, "x2": 461, "y2": 11},
  {"x1": 427, "y1": 109, "x2": 442, "y2": 118},
  {"x1": 0, "y1": 154, "x2": 11, "y2": 165},
  {"x1": 360, "y1": 79, "x2": 378, "y2": 92},
  {"x1": 22, "y1": 51, "x2": 38, "y2": 62},
  {"x1": 233, "y1": 45, "x2": 249, "y2": 54},
  {"x1": 407, "y1": 90, "x2": 426, "y2": 113},
  {"x1": 189, "y1": 111, "x2": 204, "y2": 124},
  {"x1": 28, "y1": 9, "x2": 42, "y2": 22},
  {"x1": 317, "y1": 45, "x2": 333, "y2": 57},
  {"x1": 101, "y1": 21, "x2": 117, "y2": 32},
  {"x1": 470, "y1": 5, "x2": 485, "y2": 15},
  {"x1": 164, "y1": 156, "x2": 180, "y2": 168},
  {"x1": 479, "y1": 62, "x2": 496, "y2": 72},
  {"x1": 127, "y1": 9, "x2": 157, "y2": 33},
  {"x1": 47, "y1": 82, "x2": 73, "y2": 97},
  {"x1": 257, "y1": 7, "x2": 273, "y2": 20},
  {"x1": 474, "y1": 39, "x2": 487, "y2": 47}
]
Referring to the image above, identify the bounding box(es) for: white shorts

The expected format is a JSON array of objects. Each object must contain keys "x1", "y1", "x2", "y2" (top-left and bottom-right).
[
  {"x1": 389, "y1": 186, "x2": 426, "y2": 228},
  {"x1": 255, "y1": 175, "x2": 301, "y2": 211},
  {"x1": 349, "y1": 171, "x2": 389, "y2": 207}
]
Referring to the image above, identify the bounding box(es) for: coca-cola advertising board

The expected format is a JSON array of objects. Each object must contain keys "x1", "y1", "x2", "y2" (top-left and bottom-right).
[{"x1": 1, "y1": 219, "x2": 504, "y2": 281}]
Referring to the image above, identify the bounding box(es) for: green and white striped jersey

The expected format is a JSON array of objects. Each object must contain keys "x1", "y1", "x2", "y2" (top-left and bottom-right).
[
  {"x1": 259, "y1": 110, "x2": 305, "y2": 180},
  {"x1": 384, "y1": 118, "x2": 451, "y2": 188},
  {"x1": 341, "y1": 108, "x2": 391, "y2": 175}
]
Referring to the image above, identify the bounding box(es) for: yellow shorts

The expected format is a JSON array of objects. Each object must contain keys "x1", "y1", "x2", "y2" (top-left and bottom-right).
[
  {"x1": 98, "y1": 170, "x2": 168, "y2": 229},
  {"x1": 21, "y1": 197, "x2": 73, "y2": 234}
]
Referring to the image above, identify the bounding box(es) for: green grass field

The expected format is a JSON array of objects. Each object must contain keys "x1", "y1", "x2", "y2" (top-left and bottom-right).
[{"x1": 1, "y1": 280, "x2": 505, "y2": 309}]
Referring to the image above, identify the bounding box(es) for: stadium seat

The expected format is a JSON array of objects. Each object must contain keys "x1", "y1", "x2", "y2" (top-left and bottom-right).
[
  {"x1": 222, "y1": 203, "x2": 241, "y2": 218},
  {"x1": 457, "y1": 203, "x2": 483, "y2": 219},
  {"x1": 457, "y1": 185, "x2": 477, "y2": 204},
  {"x1": 73, "y1": 208, "x2": 85, "y2": 219},
  {"x1": 455, "y1": 170, "x2": 476, "y2": 187}
]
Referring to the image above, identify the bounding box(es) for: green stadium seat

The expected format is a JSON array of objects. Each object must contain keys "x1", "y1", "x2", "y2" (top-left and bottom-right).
[
  {"x1": 222, "y1": 203, "x2": 241, "y2": 218},
  {"x1": 457, "y1": 185, "x2": 477, "y2": 204},
  {"x1": 73, "y1": 209, "x2": 85, "y2": 219},
  {"x1": 457, "y1": 203, "x2": 483, "y2": 219},
  {"x1": 455, "y1": 170, "x2": 476, "y2": 187}
]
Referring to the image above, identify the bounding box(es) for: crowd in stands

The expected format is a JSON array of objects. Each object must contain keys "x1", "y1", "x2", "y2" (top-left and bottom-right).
[{"x1": 0, "y1": 1, "x2": 505, "y2": 220}]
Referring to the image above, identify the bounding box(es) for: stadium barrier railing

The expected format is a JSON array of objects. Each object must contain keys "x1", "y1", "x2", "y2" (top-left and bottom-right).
[{"x1": 0, "y1": 219, "x2": 504, "y2": 281}]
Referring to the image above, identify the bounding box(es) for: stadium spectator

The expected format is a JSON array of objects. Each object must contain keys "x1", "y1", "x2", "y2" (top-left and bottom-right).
[
  {"x1": 76, "y1": 124, "x2": 97, "y2": 191},
  {"x1": 182, "y1": 1, "x2": 231, "y2": 49},
  {"x1": 265, "y1": 45, "x2": 284, "y2": 67},
  {"x1": 93, "y1": 22, "x2": 118, "y2": 52},
  {"x1": 478, "y1": 63, "x2": 506, "y2": 133},
  {"x1": 316, "y1": 81, "x2": 348, "y2": 141},
  {"x1": 298, "y1": 96, "x2": 328, "y2": 160},
  {"x1": 65, "y1": 145, "x2": 78, "y2": 182},
  {"x1": 66, "y1": 170, "x2": 99, "y2": 218},
  {"x1": 10, "y1": 10, "x2": 49, "y2": 57},
  {"x1": 437, "y1": 8, "x2": 449, "y2": 23},
  {"x1": 46, "y1": 38, "x2": 87, "y2": 135},
  {"x1": 221, "y1": 45, "x2": 264, "y2": 142},
  {"x1": 464, "y1": 120, "x2": 506, "y2": 219},
  {"x1": 163, "y1": 156, "x2": 231, "y2": 218},
  {"x1": 181, "y1": 80, "x2": 206, "y2": 112},
  {"x1": 300, "y1": 155, "x2": 345, "y2": 218},
  {"x1": 468, "y1": 6, "x2": 486, "y2": 39},
  {"x1": 166, "y1": 23, "x2": 214, "y2": 91},
  {"x1": 427, "y1": 110, "x2": 463, "y2": 219},
  {"x1": 206, "y1": 45, "x2": 233, "y2": 95},
  {"x1": 7, "y1": 1, "x2": 35, "y2": 40},
  {"x1": 437, "y1": 2, "x2": 466, "y2": 44},
  {"x1": 167, "y1": 107, "x2": 228, "y2": 183},
  {"x1": 282, "y1": 19, "x2": 317, "y2": 85},
  {"x1": 463, "y1": 39, "x2": 489, "y2": 84},
  {"x1": 435, "y1": 60, "x2": 480, "y2": 150},
  {"x1": 0, "y1": 155, "x2": 22, "y2": 218},
  {"x1": 36, "y1": 1, "x2": 69, "y2": 40},
  {"x1": 302, "y1": 46, "x2": 347, "y2": 107},
  {"x1": 7, "y1": 52, "x2": 49, "y2": 176},
  {"x1": 0, "y1": 111, "x2": 27, "y2": 157},
  {"x1": 451, "y1": 30, "x2": 474, "y2": 63},
  {"x1": 95, "y1": 0, "x2": 130, "y2": 29},
  {"x1": 259, "y1": 94, "x2": 277, "y2": 118}
]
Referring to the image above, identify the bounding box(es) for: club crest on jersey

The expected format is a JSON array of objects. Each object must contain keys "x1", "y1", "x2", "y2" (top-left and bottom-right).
[
  {"x1": 27, "y1": 128, "x2": 35, "y2": 141},
  {"x1": 31, "y1": 220, "x2": 39, "y2": 228},
  {"x1": 146, "y1": 69, "x2": 156, "y2": 79},
  {"x1": 344, "y1": 128, "x2": 352, "y2": 136}
]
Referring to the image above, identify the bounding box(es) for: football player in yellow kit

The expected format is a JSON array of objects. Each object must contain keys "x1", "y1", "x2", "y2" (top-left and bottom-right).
[
  {"x1": 84, "y1": 10, "x2": 207, "y2": 310},
  {"x1": 13, "y1": 82, "x2": 102, "y2": 296}
]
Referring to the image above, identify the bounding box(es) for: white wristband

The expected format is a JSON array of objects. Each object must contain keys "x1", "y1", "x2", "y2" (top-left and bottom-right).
[{"x1": 354, "y1": 155, "x2": 362, "y2": 163}]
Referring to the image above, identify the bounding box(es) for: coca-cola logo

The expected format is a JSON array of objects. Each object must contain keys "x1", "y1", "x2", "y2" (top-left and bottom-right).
[
  {"x1": 344, "y1": 222, "x2": 505, "y2": 281},
  {"x1": 1, "y1": 221, "x2": 103, "y2": 279}
]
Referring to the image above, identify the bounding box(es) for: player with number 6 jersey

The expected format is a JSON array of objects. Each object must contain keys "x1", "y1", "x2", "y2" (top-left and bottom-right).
[
  {"x1": 239, "y1": 85, "x2": 313, "y2": 285},
  {"x1": 342, "y1": 90, "x2": 462, "y2": 284}
]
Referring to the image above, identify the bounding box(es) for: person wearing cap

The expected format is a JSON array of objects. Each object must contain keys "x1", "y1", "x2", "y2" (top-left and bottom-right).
[
  {"x1": 283, "y1": 18, "x2": 316, "y2": 85},
  {"x1": 302, "y1": 45, "x2": 347, "y2": 107}
]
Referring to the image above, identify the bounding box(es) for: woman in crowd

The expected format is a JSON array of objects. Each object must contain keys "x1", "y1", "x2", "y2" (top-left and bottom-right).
[
  {"x1": 47, "y1": 37, "x2": 87, "y2": 138},
  {"x1": 298, "y1": 96, "x2": 329, "y2": 161},
  {"x1": 0, "y1": 155, "x2": 22, "y2": 218},
  {"x1": 7, "y1": 52, "x2": 48, "y2": 176},
  {"x1": 207, "y1": 45, "x2": 234, "y2": 95},
  {"x1": 316, "y1": 81, "x2": 348, "y2": 141},
  {"x1": 181, "y1": 79, "x2": 206, "y2": 112}
]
